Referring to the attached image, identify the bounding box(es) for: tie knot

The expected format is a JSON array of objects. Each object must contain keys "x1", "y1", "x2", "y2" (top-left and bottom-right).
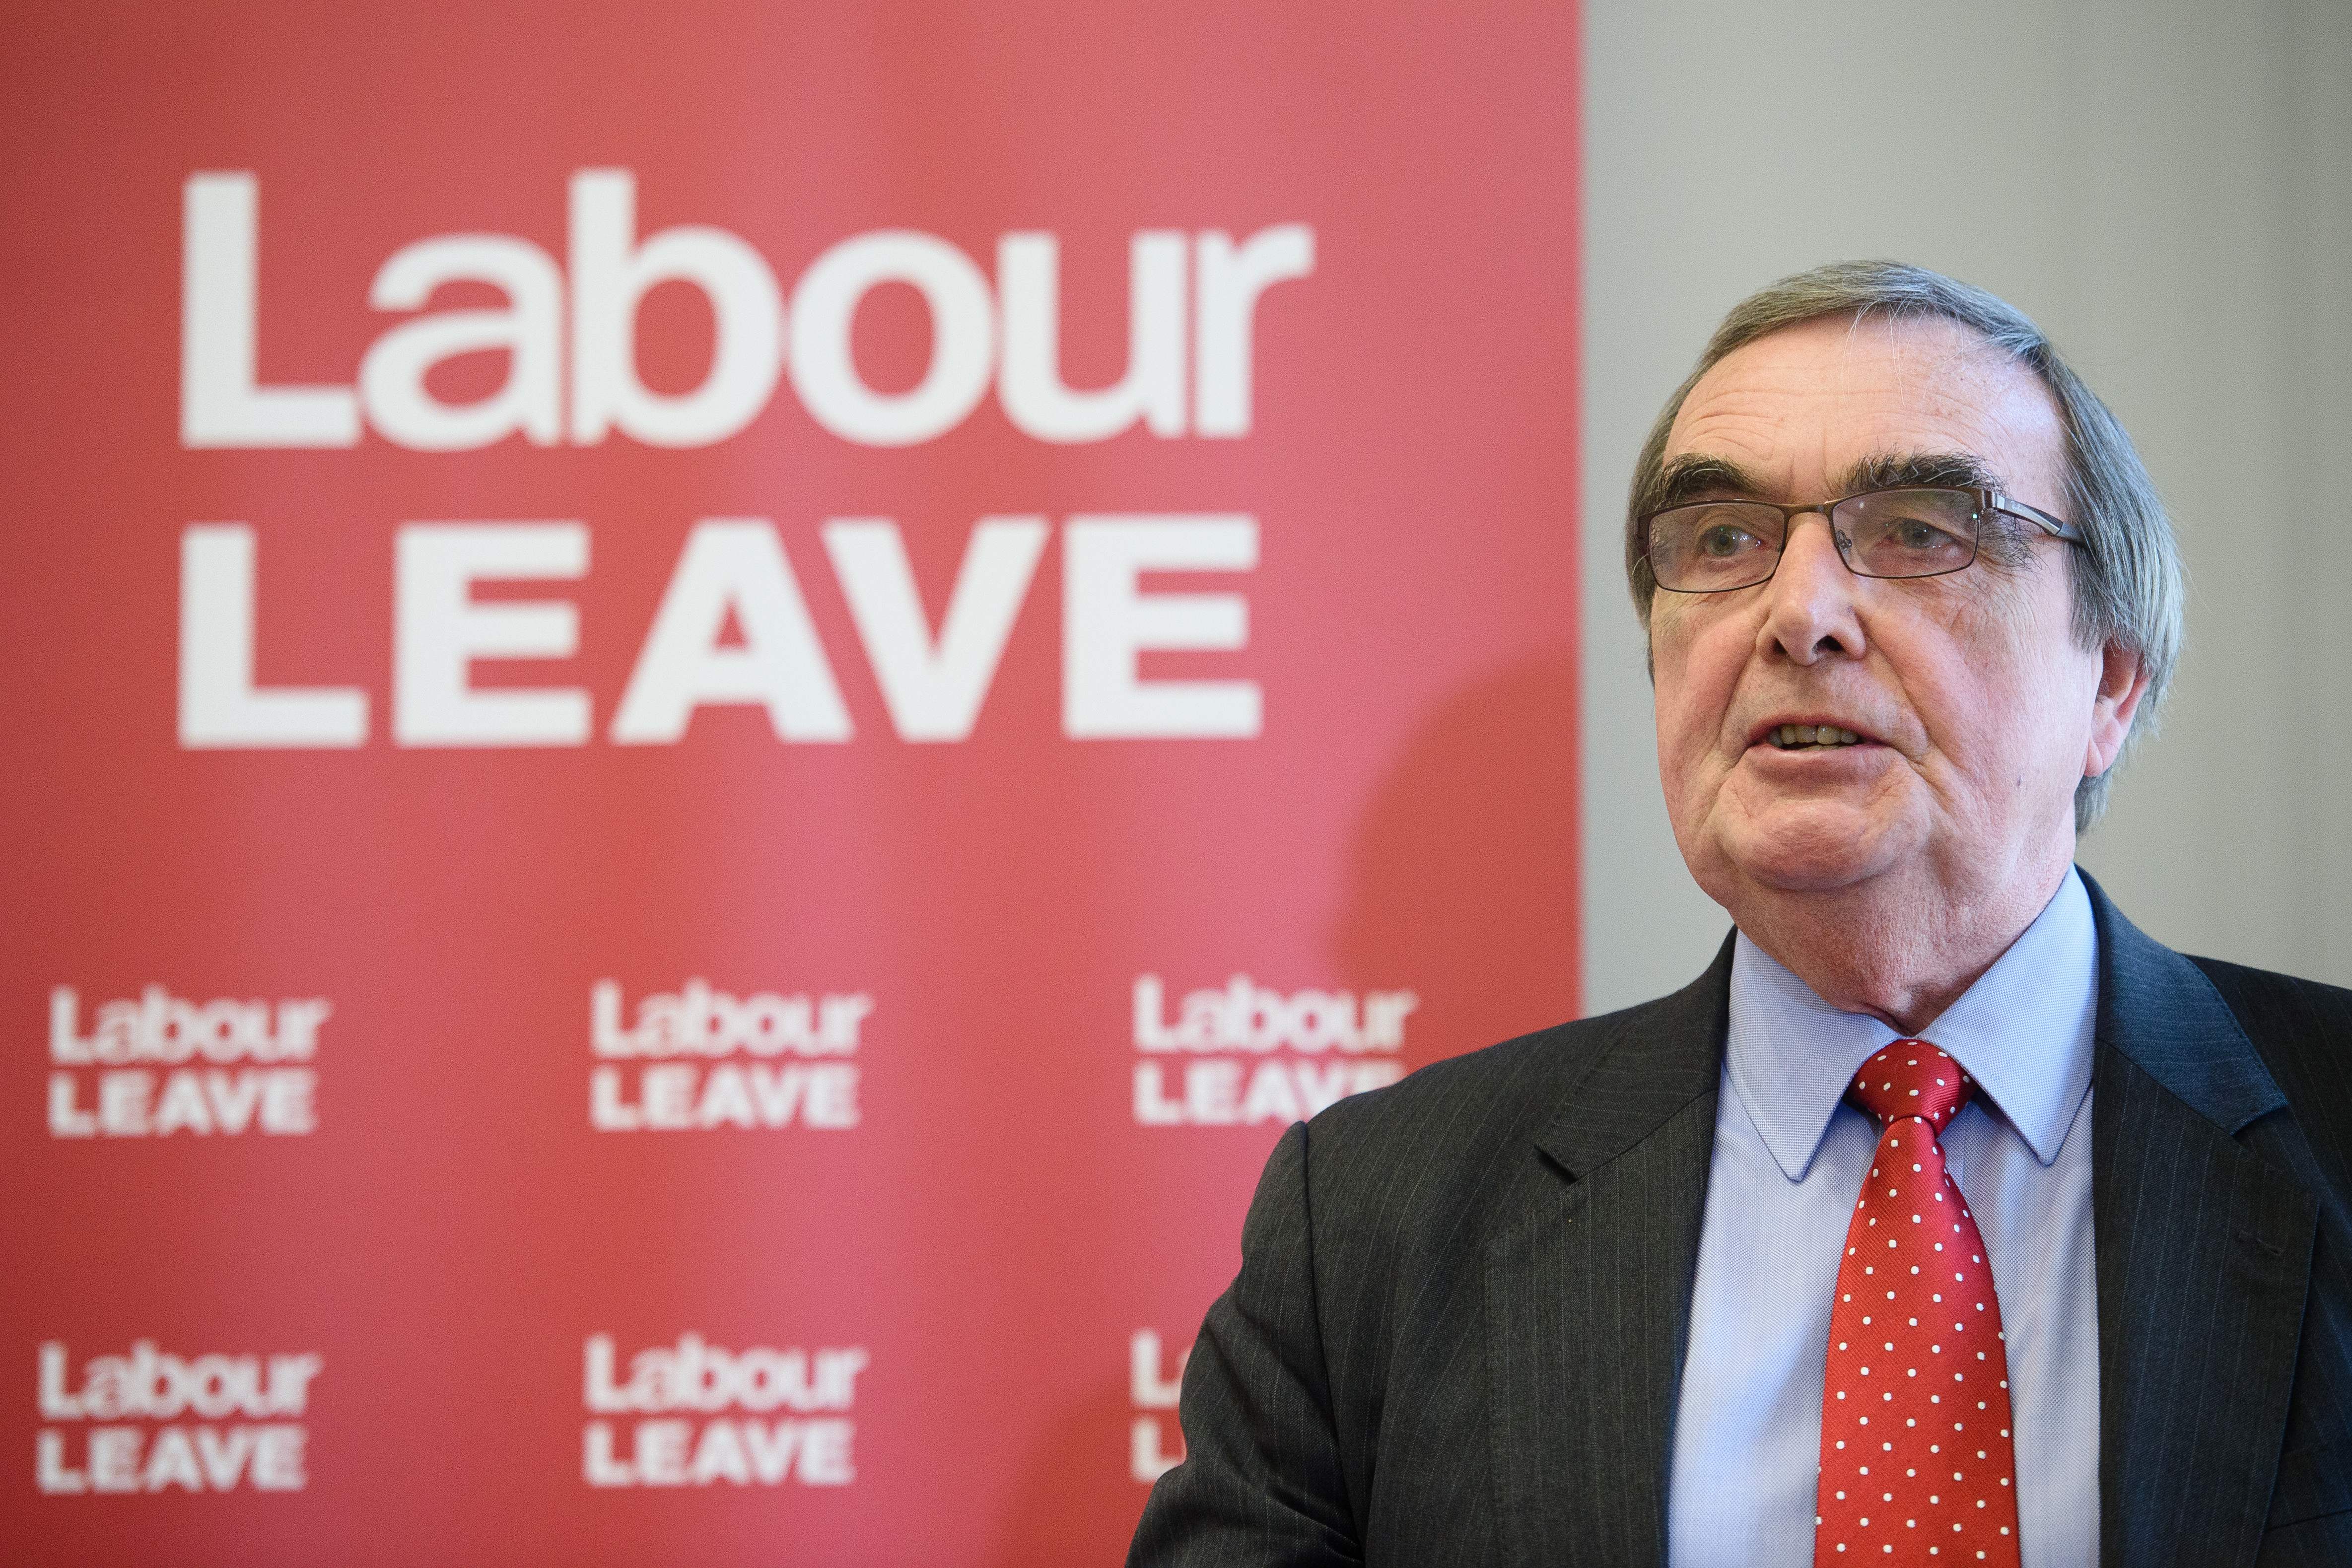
[{"x1": 1846, "y1": 1039, "x2": 1972, "y2": 1133}]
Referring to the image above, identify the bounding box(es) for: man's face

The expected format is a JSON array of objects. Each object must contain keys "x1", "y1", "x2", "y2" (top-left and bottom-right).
[{"x1": 1649, "y1": 314, "x2": 2129, "y2": 918}]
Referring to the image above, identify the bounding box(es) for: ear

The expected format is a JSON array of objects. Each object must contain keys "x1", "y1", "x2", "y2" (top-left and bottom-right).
[{"x1": 2083, "y1": 642, "x2": 2149, "y2": 779}]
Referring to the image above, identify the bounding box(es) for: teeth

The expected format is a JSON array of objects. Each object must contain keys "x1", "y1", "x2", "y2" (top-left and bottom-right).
[{"x1": 1773, "y1": 725, "x2": 1864, "y2": 749}]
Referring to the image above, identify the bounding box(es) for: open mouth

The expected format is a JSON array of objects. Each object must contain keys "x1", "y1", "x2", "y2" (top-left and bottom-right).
[{"x1": 1766, "y1": 724, "x2": 1866, "y2": 751}]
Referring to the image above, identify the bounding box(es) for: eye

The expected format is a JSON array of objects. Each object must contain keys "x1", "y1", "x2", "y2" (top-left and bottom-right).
[
  {"x1": 1696, "y1": 523, "x2": 1763, "y2": 558},
  {"x1": 1888, "y1": 517, "x2": 1960, "y2": 551}
]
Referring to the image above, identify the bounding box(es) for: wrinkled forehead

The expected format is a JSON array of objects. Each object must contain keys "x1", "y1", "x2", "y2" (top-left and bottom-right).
[{"x1": 1663, "y1": 314, "x2": 2069, "y2": 505}]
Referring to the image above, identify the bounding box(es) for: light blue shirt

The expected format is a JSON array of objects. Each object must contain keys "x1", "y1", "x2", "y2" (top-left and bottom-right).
[{"x1": 1666, "y1": 868, "x2": 2101, "y2": 1568}]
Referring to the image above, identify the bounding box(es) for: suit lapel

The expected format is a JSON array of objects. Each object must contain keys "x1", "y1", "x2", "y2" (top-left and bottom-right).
[
  {"x1": 1487, "y1": 939, "x2": 1731, "y2": 1568},
  {"x1": 2084, "y1": 876, "x2": 2319, "y2": 1568}
]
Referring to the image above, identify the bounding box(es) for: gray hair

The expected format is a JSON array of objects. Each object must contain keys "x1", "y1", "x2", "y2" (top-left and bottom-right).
[{"x1": 1624, "y1": 260, "x2": 2183, "y2": 832}]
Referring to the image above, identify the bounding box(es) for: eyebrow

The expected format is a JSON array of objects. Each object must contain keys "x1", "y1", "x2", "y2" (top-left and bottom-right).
[
  {"x1": 1652, "y1": 455, "x2": 1767, "y2": 510},
  {"x1": 1837, "y1": 451, "x2": 2000, "y2": 494},
  {"x1": 1651, "y1": 450, "x2": 2001, "y2": 511}
]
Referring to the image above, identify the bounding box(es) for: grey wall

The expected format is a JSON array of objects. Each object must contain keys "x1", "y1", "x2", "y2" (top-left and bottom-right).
[{"x1": 1581, "y1": 0, "x2": 2352, "y2": 1013}]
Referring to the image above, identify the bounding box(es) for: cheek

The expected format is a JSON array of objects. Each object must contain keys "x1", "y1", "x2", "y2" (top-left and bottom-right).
[
  {"x1": 1650, "y1": 610, "x2": 1742, "y2": 768},
  {"x1": 1923, "y1": 678, "x2": 2026, "y2": 793},
  {"x1": 1908, "y1": 597, "x2": 2092, "y2": 794},
  {"x1": 2020, "y1": 646, "x2": 2106, "y2": 777}
]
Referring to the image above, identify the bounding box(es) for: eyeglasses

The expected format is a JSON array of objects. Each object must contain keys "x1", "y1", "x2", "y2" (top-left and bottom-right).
[{"x1": 1641, "y1": 485, "x2": 2084, "y2": 594}]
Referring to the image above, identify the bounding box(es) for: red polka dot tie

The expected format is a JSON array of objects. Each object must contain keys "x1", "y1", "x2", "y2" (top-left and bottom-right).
[{"x1": 1814, "y1": 1041, "x2": 2020, "y2": 1566}]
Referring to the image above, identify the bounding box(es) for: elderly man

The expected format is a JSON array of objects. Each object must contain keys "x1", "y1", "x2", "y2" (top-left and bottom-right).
[{"x1": 1128, "y1": 263, "x2": 2351, "y2": 1567}]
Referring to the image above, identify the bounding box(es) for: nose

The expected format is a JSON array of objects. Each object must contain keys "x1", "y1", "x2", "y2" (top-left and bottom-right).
[{"x1": 1756, "y1": 512, "x2": 1867, "y2": 666}]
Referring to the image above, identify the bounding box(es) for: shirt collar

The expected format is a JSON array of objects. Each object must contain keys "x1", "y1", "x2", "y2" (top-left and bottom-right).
[{"x1": 1725, "y1": 866, "x2": 2100, "y2": 1182}]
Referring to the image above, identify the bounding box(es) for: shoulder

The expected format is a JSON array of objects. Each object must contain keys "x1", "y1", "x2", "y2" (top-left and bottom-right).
[
  {"x1": 2183, "y1": 955, "x2": 2352, "y2": 1142},
  {"x1": 1284, "y1": 983, "x2": 1713, "y2": 1239},
  {"x1": 2084, "y1": 874, "x2": 2348, "y2": 1162},
  {"x1": 1312, "y1": 990, "x2": 1679, "y2": 1137},
  {"x1": 2185, "y1": 954, "x2": 2352, "y2": 1042}
]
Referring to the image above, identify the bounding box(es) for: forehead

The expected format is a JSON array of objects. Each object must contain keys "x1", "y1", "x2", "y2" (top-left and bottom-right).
[{"x1": 1663, "y1": 313, "x2": 2066, "y2": 499}]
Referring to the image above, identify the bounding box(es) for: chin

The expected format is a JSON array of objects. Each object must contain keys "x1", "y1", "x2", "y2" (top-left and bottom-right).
[
  {"x1": 1734, "y1": 854, "x2": 1892, "y2": 894},
  {"x1": 1704, "y1": 808, "x2": 1908, "y2": 897}
]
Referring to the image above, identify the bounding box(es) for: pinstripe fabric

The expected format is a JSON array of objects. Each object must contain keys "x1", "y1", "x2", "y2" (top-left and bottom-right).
[
  {"x1": 2083, "y1": 876, "x2": 2352, "y2": 1568},
  {"x1": 1128, "y1": 874, "x2": 2352, "y2": 1568},
  {"x1": 2175, "y1": 957, "x2": 2352, "y2": 1565},
  {"x1": 1126, "y1": 948, "x2": 1732, "y2": 1568},
  {"x1": 1491, "y1": 1061, "x2": 1718, "y2": 1566}
]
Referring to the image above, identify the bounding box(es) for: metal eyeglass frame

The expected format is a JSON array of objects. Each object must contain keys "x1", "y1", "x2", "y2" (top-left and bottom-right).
[{"x1": 1641, "y1": 485, "x2": 2085, "y2": 593}]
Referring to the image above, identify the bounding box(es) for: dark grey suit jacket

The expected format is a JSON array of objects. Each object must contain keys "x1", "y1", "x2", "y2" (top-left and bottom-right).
[{"x1": 1128, "y1": 876, "x2": 2351, "y2": 1566}]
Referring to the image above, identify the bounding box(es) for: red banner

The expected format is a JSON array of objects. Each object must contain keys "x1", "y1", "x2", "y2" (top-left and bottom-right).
[{"x1": 0, "y1": 5, "x2": 1579, "y2": 1562}]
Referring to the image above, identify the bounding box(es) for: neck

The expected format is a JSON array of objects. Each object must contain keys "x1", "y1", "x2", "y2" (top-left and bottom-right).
[{"x1": 1723, "y1": 858, "x2": 2072, "y2": 1035}]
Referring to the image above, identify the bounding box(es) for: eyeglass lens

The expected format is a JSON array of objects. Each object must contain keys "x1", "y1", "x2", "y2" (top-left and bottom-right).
[{"x1": 1646, "y1": 487, "x2": 1981, "y2": 591}]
